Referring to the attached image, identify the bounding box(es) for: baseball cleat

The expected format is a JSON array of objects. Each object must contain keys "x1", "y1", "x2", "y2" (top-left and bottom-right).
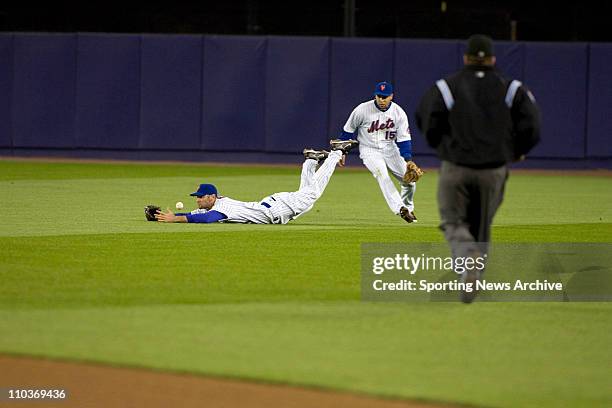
[
  {"x1": 399, "y1": 207, "x2": 417, "y2": 223},
  {"x1": 303, "y1": 148, "x2": 329, "y2": 162},
  {"x1": 329, "y1": 139, "x2": 359, "y2": 154}
]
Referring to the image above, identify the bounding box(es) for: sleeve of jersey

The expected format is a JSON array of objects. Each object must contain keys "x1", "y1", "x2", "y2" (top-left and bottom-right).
[
  {"x1": 511, "y1": 86, "x2": 541, "y2": 158},
  {"x1": 394, "y1": 109, "x2": 412, "y2": 159},
  {"x1": 415, "y1": 85, "x2": 451, "y2": 149},
  {"x1": 341, "y1": 108, "x2": 359, "y2": 137},
  {"x1": 339, "y1": 130, "x2": 355, "y2": 140},
  {"x1": 175, "y1": 208, "x2": 208, "y2": 216},
  {"x1": 185, "y1": 210, "x2": 227, "y2": 223},
  {"x1": 395, "y1": 140, "x2": 413, "y2": 160}
]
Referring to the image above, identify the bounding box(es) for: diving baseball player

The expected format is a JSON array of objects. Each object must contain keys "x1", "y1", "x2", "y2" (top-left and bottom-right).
[
  {"x1": 333, "y1": 81, "x2": 422, "y2": 223},
  {"x1": 146, "y1": 141, "x2": 358, "y2": 224}
]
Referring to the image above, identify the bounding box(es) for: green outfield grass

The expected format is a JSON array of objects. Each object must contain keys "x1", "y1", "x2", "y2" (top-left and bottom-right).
[{"x1": 1, "y1": 159, "x2": 611, "y2": 407}]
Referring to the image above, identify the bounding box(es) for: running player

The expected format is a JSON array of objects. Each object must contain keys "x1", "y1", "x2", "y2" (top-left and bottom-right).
[{"x1": 333, "y1": 81, "x2": 419, "y2": 223}]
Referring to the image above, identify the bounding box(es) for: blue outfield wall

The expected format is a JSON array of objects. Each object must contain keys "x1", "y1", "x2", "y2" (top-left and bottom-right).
[
  {"x1": 587, "y1": 43, "x2": 612, "y2": 158},
  {"x1": 265, "y1": 37, "x2": 330, "y2": 153},
  {"x1": 202, "y1": 36, "x2": 265, "y2": 152},
  {"x1": 0, "y1": 34, "x2": 13, "y2": 148},
  {"x1": 12, "y1": 33, "x2": 77, "y2": 148},
  {"x1": 0, "y1": 33, "x2": 610, "y2": 167},
  {"x1": 141, "y1": 34, "x2": 203, "y2": 150},
  {"x1": 75, "y1": 34, "x2": 141, "y2": 149}
]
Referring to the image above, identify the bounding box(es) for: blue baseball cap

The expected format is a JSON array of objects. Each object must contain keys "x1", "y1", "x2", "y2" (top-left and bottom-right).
[
  {"x1": 374, "y1": 81, "x2": 394, "y2": 97},
  {"x1": 190, "y1": 183, "x2": 218, "y2": 197}
]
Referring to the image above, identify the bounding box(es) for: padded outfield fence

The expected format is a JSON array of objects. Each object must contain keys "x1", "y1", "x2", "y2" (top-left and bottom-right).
[{"x1": 0, "y1": 34, "x2": 610, "y2": 168}]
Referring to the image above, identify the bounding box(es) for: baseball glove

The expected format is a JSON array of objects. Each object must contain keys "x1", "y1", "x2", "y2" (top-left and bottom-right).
[
  {"x1": 144, "y1": 205, "x2": 161, "y2": 221},
  {"x1": 403, "y1": 161, "x2": 424, "y2": 183}
]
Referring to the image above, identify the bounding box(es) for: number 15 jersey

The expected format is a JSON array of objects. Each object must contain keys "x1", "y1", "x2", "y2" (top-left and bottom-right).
[{"x1": 342, "y1": 100, "x2": 411, "y2": 150}]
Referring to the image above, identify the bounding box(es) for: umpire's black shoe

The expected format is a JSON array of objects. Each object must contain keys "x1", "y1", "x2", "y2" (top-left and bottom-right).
[
  {"x1": 303, "y1": 148, "x2": 329, "y2": 162},
  {"x1": 330, "y1": 139, "x2": 358, "y2": 154},
  {"x1": 460, "y1": 270, "x2": 481, "y2": 303},
  {"x1": 399, "y1": 207, "x2": 417, "y2": 223},
  {"x1": 460, "y1": 249, "x2": 484, "y2": 303}
]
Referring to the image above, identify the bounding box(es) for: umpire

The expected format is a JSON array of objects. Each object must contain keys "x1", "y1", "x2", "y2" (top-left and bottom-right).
[{"x1": 415, "y1": 34, "x2": 541, "y2": 303}]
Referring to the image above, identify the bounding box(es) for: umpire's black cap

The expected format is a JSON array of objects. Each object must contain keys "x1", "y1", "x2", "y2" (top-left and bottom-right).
[{"x1": 465, "y1": 34, "x2": 494, "y2": 58}]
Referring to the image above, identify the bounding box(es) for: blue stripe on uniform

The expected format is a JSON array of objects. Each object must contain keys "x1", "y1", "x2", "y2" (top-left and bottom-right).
[
  {"x1": 396, "y1": 140, "x2": 412, "y2": 160},
  {"x1": 340, "y1": 130, "x2": 355, "y2": 140}
]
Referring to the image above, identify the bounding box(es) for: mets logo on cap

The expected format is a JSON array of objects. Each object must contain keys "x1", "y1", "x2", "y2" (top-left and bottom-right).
[{"x1": 374, "y1": 81, "x2": 393, "y2": 97}]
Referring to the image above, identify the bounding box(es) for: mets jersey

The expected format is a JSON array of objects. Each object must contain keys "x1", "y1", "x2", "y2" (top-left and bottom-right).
[
  {"x1": 210, "y1": 197, "x2": 276, "y2": 224},
  {"x1": 343, "y1": 101, "x2": 411, "y2": 150},
  {"x1": 182, "y1": 197, "x2": 293, "y2": 224}
]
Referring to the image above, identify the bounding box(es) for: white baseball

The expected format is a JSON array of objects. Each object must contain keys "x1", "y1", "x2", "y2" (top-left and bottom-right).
[{"x1": 175, "y1": 201, "x2": 184, "y2": 210}]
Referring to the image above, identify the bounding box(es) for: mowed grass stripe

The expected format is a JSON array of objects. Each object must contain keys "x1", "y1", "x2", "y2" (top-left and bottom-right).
[
  {"x1": 0, "y1": 302, "x2": 610, "y2": 408},
  {"x1": 0, "y1": 224, "x2": 609, "y2": 309},
  {"x1": 1, "y1": 160, "x2": 611, "y2": 408},
  {"x1": 0, "y1": 159, "x2": 307, "y2": 181},
  {"x1": 1, "y1": 167, "x2": 610, "y2": 238}
]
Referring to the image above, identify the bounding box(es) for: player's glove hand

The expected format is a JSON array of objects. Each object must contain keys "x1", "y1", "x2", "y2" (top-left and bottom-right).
[
  {"x1": 403, "y1": 161, "x2": 424, "y2": 183},
  {"x1": 144, "y1": 205, "x2": 161, "y2": 221}
]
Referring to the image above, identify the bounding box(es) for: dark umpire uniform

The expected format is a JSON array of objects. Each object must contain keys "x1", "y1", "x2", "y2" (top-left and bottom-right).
[{"x1": 416, "y1": 35, "x2": 540, "y2": 302}]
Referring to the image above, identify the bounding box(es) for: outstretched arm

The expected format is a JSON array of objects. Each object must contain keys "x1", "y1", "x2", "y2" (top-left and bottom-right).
[
  {"x1": 155, "y1": 209, "x2": 188, "y2": 223},
  {"x1": 156, "y1": 209, "x2": 227, "y2": 223}
]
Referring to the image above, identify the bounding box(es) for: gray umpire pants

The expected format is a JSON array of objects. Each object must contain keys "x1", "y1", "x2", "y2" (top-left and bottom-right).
[{"x1": 438, "y1": 161, "x2": 508, "y2": 258}]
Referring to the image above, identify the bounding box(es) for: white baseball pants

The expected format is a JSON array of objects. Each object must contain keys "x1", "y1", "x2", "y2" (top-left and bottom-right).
[
  {"x1": 360, "y1": 145, "x2": 416, "y2": 215},
  {"x1": 263, "y1": 150, "x2": 343, "y2": 223}
]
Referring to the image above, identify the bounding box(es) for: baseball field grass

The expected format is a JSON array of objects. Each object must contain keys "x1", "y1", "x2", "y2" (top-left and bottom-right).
[{"x1": 1, "y1": 159, "x2": 611, "y2": 407}]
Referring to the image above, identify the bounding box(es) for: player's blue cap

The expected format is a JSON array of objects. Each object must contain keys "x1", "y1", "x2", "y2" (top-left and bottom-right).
[
  {"x1": 190, "y1": 183, "x2": 218, "y2": 197},
  {"x1": 374, "y1": 81, "x2": 393, "y2": 97}
]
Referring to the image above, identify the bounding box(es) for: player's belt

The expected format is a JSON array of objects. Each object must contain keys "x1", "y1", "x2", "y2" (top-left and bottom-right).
[
  {"x1": 260, "y1": 196, "x2": 276, "y2": 208},
  {"x1": 260, "y1": 197, "x2": 281, "y2": 223},
  {"x1": 260, "y1": 202, "x2": 280, "y2": 223}
]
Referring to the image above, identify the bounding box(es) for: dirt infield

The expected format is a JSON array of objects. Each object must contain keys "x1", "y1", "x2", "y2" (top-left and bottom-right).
[{"x1": 0, "y1": 355, "x2": 460, "y2": 408}]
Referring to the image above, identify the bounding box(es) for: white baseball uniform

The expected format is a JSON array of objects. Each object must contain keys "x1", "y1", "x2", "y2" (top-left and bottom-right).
[
  {"x1": 343, "y1": 100, "x2": 416, "y2": 214},
  {"x1": 190, "y1": 151, "x2": 343, "y2": 224}
]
